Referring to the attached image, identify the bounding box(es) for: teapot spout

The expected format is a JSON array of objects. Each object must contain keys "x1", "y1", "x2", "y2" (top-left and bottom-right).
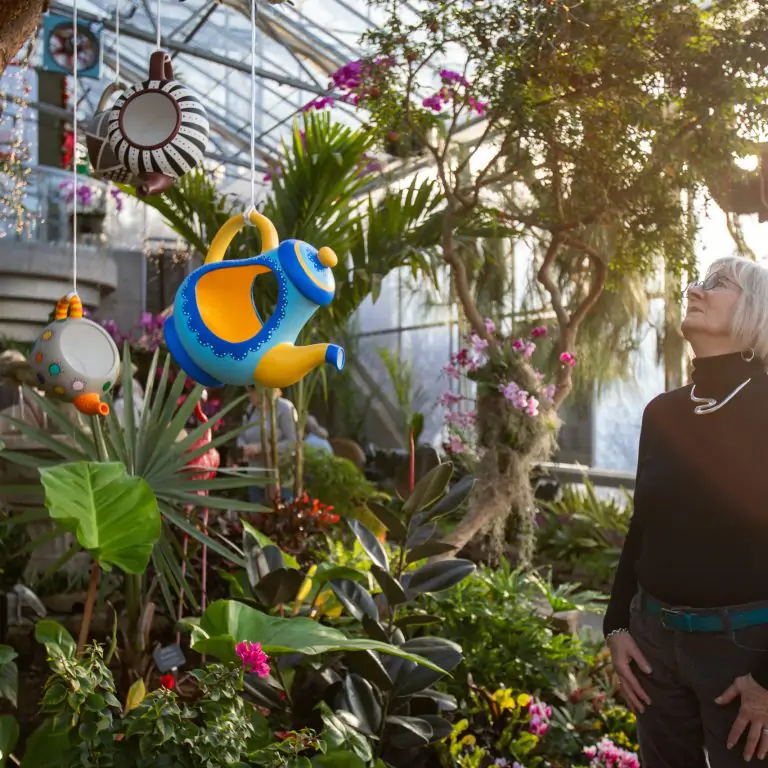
[
  {"x1": 136, "y1": 173, "x2": 174, "y2": 198},
  {"x1": 73, "y1": 393, "x2": 110, "y2": 417},
  {"x1": 253, "y1": 343, "x2": 345, "y2": 389}
]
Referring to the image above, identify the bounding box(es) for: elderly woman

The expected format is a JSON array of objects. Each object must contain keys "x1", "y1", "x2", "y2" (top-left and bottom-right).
[{"x1": 605, "y1": 256, "x2": 768, "y2": 767}]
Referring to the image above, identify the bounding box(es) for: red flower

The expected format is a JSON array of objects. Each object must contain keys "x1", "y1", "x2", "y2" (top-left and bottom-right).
[{"x1": 159, "y1": 673, "x2": 175, "y2": 690}]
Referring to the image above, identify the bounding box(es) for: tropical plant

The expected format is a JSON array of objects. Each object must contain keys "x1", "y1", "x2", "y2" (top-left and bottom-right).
[
  {"x1": 0, "y1": 347, "x2": 262, "y2": 652},
  {"x1": 38, "y1": 460, "x2": 161, "y2": 652},
  {"x1": 536, "y1": 479, "x2": 632, "y2": 592},
  {"x1": 2, "y1": 620, "x2": 363, "y2": 768},
  {"x1": 186, "y1": 464, "x2": 478, "y2": 766}
]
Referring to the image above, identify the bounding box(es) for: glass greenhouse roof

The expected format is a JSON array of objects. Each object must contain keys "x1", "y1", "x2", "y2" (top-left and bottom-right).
[{"x1": 48, "y1": 0, "x2": 409, "y2": 189}]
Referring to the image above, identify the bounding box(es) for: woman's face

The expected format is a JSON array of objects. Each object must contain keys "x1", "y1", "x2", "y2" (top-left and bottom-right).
[{"x1": 681, "y1": 270, "x2": 742, "y2": 343}]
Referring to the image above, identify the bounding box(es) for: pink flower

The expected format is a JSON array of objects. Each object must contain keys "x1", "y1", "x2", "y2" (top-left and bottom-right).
[
  {"x1": 440, "y1": 69, "x2": 470, "y2": 87},
  {"x1": 543, "y1": 384, "x2": 556, "y2": 403},
  {"x1": 523, "y1": 341, "x2": 536, "y2": 359},
  {"x1": 531, "y1": 325, "x2": 548, "y2": 338},
  {"x1": 235, "y1": 641, "x2": 270, "y2": 678},
  {"x1": 443, "y1": 361, "x2": 461, "y2": 379},
  {"x1": 440, "y1": 391, "x2": 463, "y2": 407},
  {"x1": 470, "y1": 333, "x2": 488, "y2": 354},
  {"x1": 526, "y1": 396, "x2": 539, "y2": 417},
  {"x1": 559, "y1": 351, "x2": 577, "y2": 367},
  {"x1": 484, "y1": 318, "x2": 496, "y2": 334},
  {"x1": 583, "y1": 737, "x2": 639, "y2": 768},
  {"x1": 512, "y1": 339, "x2": 525, "y2": 352},
  {"x1": 447, "y1": 434, "x2": 465, "y2": 454}
]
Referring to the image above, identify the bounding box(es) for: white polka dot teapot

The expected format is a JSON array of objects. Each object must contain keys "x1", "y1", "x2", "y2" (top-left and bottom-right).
[
  {"x1": 105, "y1": 51, "x2": 210, "y2": 198},
  {"x1": 29, "y1": 293, "x2": 120, "y2": 417}
]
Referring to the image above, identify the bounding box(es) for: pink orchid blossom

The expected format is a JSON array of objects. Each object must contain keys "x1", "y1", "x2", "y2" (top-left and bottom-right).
[
  {"x1": 531, "y1": 325, "x2": 548, "y2": 338},
  {"x1": 559, "y1": 351, "x2": 577, "y2": 367}
]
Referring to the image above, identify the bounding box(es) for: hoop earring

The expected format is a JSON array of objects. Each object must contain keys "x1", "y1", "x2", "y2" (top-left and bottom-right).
[{"x1": 741, "y1": 348, "x2": 756, "y2": 362}]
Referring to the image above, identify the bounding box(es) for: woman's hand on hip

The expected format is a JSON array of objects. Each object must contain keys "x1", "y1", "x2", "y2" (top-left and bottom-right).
[
  {"x1": 716, "y1": 674, "x2": 768, "y2": 760},
  {"x1": 607, "y1": 631, "x2": 653, "y2": 713}
]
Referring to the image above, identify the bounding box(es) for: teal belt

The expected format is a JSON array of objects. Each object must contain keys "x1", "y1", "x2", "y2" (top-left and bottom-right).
[{"x1": 641, "y1": 592, "x2": 768, "y2": 633}]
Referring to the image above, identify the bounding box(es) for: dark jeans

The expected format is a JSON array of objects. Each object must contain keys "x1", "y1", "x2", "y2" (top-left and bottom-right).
[{"x1": 630, "y1": 591, "x2": 768, "y2": 767}]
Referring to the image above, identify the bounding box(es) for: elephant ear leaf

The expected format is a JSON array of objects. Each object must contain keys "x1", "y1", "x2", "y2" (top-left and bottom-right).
[{"x1": 39, "y1": 461, "x2": 161, "y2": 574}]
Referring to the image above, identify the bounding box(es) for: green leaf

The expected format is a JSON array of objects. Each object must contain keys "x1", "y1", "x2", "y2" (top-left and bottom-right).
[
  {"x1": 312, "y1": 751, "x2": 367, "y2": 768},
  {"x1": 35, "y1": 620, "x2": 76, "y2": 659},
  {"x1": 370, "y1": 565, "x2": 408, "y2": 606},
  {"x1": 39, "y1": 461, "x2": 161, "y2": 573},
  {"x1": 415, "y1": 475, "x2": 475, "y2": 524},
  {"x1": 407, "y1": 559, "x2": 476, "y2": 595},
  {"x1": 405, "y1": 541, "x2": 457, "y2": 563},
  {"x1": 252, "y1": 569, "x2": 305, "y2": 607},
  {"x1": 190, "y1": 600, "x2": 445, "y2": 671},
  {"x1": 402, "y1": 463, "x2": 454, "y2": 516},
  {"x1": 385, "y1": 715, "x2": 432, "y2": 749},
  {"x1": 329, "y1": 579, "x2": 379, "y2": 622},
  {"x1": 242, "y1": 522, "x2": 300, "y2": 570},
  {"x1": 0, "y1": 715, "x2": 19, "y2": 768},
  {"x1": 19, "y1": 719, "x2": 71, "y2": 768},
  {"x1": 367, "y1": 503, "x2": 407, "y2": 541},
  {"x1": 0, "y1": 654, "x2": 17, "y2": 709},
  {"x1": 339, "y1": 673, "x2": 382, "y2": 734},
  {"x1": 348, "y1": 519, "x2": 388, "y2": 571},
  {"x1": 317, "y1": 702, "x2": 373, "y2": 763}
]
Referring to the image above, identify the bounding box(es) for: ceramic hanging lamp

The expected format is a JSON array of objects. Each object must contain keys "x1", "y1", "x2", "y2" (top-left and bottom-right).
[{"x1": 106, "y1": 51, "x2": 209, "y2": 197}]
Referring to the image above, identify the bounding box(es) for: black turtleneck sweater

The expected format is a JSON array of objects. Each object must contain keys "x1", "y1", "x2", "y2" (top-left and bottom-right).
[{"x1": 605, "y1": 353, "x2": 768, "y2": 672}]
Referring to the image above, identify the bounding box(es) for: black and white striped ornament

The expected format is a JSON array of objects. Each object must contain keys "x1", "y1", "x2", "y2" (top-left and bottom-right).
[{"x1": 106, "y1": 52, "x2": 209, "y2": 182}]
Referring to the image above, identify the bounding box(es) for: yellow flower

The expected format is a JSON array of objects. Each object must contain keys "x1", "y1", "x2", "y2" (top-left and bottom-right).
[
  {"x1": 517, "y1": 693, "x2": 531, "y2": 707},
  {"x1": 460, "y1": 734, "x2": 477, "y2": 747},
  {"x1": 627, "y1": 712, "x2": 637, "y2": 724},
  {"x1": 492, "y1": 689, "x2": 516, "y2": 710}
]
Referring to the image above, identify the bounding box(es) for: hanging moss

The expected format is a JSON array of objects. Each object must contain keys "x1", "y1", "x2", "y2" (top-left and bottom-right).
[{"x1": 469, "y1": 353, "x2": 559, "y2": 563}]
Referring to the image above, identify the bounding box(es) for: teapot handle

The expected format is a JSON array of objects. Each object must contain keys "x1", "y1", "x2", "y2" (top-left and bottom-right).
[
  {"x1": 95, "y1": 83, "x2": 118, "y2": 114},
  {"x1": 149, "y1": 51, "x2": 174, "y2": 81},
  {"x1": 205, "y1": 210, "x2": 280, "y2": 266}
]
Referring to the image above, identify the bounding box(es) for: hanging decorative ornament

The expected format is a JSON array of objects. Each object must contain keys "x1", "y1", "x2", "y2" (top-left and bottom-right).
[
  {"x1": 86, "y1": 1, "x2": 141, "y2": 186},
  {"x1": 163, "y1": 209, "x2": 345, "y2": 389},
  {"x1": 29, "y1": 294, "x2": 120, "y2": 416},
  {"x1": 106, "y1": 51, "x2": 209, "y2": 197}
]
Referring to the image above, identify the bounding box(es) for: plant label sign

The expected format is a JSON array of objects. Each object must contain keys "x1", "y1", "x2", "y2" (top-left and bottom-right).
[{"x1": 153, "y1": 643, "x2": 186, "y2": 672}]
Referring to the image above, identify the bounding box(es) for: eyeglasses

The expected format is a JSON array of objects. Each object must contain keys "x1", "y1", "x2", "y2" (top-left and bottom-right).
[{"x1": 684, "y1": 272, "x2": 739, "y2": 296}]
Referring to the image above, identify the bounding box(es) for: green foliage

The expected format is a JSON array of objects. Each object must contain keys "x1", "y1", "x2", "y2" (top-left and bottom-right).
[
  {"x1": 0, "y1": 347, "x2": 259, "y2": 614},
  {"x1": 0, "y1": 715, "x2": 19, "y2": 768},
  {"x1": 186, "y1": 463, "x2": 476, "y2": 765},
  {"x1": 0, "y1": 509, "x2": 29, "y2": 590},
  {"x1": 536, "y1": 479, "x2": 632, "y2": 592},
  {"x1": 0, "y1": 645, "x2": 18, "y2": 709},
  {"x1": 14, "y1": 621, "x2": 339, "y2": 767},
  {"x1": 430, "y1": 562, "x2": 605, "y2": 697},
  {"x1": 302, "y1": 447, "x2": 387, "y2": 525},
  {"x1": 39, "y1": 461, "x2": 161, "y2": 574}
]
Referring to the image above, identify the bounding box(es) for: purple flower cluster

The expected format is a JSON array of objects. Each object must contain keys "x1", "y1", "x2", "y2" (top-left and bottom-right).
[
  {"x1": 583, "y1": 737, "x2": 640, "y2": 768},
  {"x1": 59, "y1": 180, "x2": 93, "y2": 208},
  {"x1": 493, "y1": 760, "x2": 524, "y2": 768},
  {"x1": 422, "y1": 69, "x2": 488, "y2": 116},
  {"x1": 235, "y1": 640, "x2": 270, "y2": 678},
  {"x1": 110, "y1": 186, "x2": 124, "y2": 212},
  {"x1": 101, "y1": 311, "x2": 166, "y2": 353}
]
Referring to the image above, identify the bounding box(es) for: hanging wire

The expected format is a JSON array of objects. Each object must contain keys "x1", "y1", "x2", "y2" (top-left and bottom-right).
[
  {"x1": 115, "y1": 0, "x2": 120, "y2": 83},
  {"x1": 72, "y1": 0, "x2": 79, "y2": 294},
  {"x1": 250, "y1": 0, "x2": 258, "y2": 209},
  {"x1": 156, "y1": 0, "x2": 162, "y2": 49}
]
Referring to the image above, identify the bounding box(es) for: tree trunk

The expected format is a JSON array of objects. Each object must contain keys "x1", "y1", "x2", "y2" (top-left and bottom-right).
[{"x1": 0, "y1": 0, "x2": 47, "y2": 78}]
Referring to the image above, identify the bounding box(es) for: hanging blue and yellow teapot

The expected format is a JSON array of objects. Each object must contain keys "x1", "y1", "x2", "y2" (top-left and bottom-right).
[{"x1": 163, "y1": 209, "x2": 345, "y2": 389}]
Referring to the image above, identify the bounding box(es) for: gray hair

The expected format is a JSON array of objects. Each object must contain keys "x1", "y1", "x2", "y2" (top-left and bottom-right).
[{"x1": 706, "y1": 256, "x2": 768, "y2": 362}]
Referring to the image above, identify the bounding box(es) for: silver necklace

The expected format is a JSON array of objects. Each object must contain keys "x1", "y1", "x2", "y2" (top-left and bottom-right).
[{"x1": 690, "y1": 377, "x2": 752, "y2": 415}]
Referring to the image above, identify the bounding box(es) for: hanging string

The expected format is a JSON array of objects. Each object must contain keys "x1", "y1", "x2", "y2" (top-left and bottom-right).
[
  {"x1": 71, "y1": 0, "x2": 79, "y2": 295},
  {"x1": 115, "y1": 0, "x2": 120, "y2": 84},
  {"x1": 156, "y1": 0, "x2": 162, "y2": 49},
  {"x1": 250, "y1": 0, "x2": 257, "y2": 209}
]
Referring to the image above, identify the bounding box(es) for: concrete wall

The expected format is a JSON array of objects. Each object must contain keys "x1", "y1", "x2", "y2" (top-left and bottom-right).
[
  {"x1": 97, "y1": 249, "x2": 146, "y2": 330},
  {"x1": 0, "y1": 242, "x2": 118, "y2": 342}
]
